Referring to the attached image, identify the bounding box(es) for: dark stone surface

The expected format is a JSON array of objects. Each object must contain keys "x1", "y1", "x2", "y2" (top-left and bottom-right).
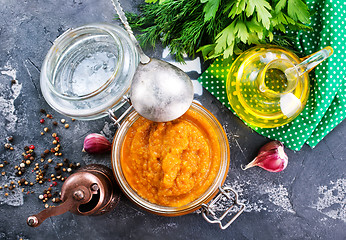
[{"x1": 0, "y1": 0, "x2": 345, "y2": 239}]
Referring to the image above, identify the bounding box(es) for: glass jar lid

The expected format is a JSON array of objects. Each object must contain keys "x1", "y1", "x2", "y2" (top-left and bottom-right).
[{"x1": 40, "y1": 23, "x2": 139, "y2": 120}]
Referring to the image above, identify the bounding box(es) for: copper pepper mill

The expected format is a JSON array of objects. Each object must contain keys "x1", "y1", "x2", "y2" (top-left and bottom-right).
[{"x1": 27, "y1": 164, "x2": 120, "y2": 227}]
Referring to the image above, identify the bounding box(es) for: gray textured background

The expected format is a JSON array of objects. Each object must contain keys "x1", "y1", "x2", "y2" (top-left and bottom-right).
[{"x1": 0, "y1": 0, "x2": 345, "y2": 239}]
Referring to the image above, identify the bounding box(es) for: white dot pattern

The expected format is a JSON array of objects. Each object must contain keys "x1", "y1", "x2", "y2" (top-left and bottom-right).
[{"x1": 197, "y1": 0, "x2": 346, "y2": 151}]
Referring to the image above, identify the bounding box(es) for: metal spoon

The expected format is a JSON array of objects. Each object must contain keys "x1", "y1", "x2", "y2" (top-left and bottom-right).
[{"x1": 111, "y1": 0, "x2": 194, "y2": 122}]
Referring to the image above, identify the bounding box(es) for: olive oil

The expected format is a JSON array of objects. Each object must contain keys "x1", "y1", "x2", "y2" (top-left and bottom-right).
[{"x1": 226, "y1": 46, "x2": 310, "y2": 128}]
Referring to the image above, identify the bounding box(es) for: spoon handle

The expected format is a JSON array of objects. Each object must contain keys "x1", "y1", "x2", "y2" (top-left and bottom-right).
[{"x1": 110, "y1": 0, "x2": 150, "y2": 64}]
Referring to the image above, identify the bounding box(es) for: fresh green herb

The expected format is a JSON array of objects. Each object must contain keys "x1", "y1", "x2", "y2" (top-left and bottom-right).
[{"x1": 127, "y1": 0, "x2": 311, "y2": 62}]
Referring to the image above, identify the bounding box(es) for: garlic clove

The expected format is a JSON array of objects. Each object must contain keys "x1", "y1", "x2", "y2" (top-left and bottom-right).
[
  {"x1": 82, "y1": 133, "x2": 112, "y2": 154},
  {"x1": 242, "y1": 141, "x2": 288, "y2": 172}
]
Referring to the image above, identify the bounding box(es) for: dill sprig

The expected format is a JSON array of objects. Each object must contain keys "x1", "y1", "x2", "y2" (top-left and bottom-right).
[{"x1": 127, "y1": 0, "x2": 311, "y2": 62}]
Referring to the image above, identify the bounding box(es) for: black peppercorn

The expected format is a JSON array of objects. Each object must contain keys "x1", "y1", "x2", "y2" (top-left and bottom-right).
[
  {"x1": 40, "y1": 109, "x2": 47, "y2": 114},
  {"x1": 24, "y1": 146, "x2": 29, "y2": 151}
]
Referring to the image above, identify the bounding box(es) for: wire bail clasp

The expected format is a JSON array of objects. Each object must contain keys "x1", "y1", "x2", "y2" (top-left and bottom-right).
[
  {"x1": 201, "y1": 186, "x2": 245, "y2": 230},
  {"x1": 108, "y1": 95, "x2": 133, "y2": 128}
]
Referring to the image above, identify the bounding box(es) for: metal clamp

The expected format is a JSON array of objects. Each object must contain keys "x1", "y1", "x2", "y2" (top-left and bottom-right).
[
  {"x1": 108, "y1": 96, "x2": 133, "y2": 128},
  {"x1": 201, "y1": 186, "x2": 245, "y2": 230}
]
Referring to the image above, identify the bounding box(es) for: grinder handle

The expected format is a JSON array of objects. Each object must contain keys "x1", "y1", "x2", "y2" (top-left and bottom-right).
[{"x1": 27, "y1": 197, "x2": 77, "y2": 227}]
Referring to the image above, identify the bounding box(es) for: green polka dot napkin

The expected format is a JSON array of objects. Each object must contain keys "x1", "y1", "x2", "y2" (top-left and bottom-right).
[{"x1": 197, "y1": 0, "x2": 346, "y2": 151}]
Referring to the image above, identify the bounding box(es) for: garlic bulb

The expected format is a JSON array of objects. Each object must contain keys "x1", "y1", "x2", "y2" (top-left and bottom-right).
[
  {"x1": 242, "y1": 141, "x2": 288, "y2": 172},
  {"x1": 82, "y1": 133, "x2": 111, "y2": 154}
]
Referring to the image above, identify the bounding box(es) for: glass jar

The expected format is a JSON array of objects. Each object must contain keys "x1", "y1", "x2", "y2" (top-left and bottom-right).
[
  {"x1": 40, "y1": 23, "x2": 139, "y2": 120},
  {"x1": 111, "y1": 102, "x2": 244, "y2": 223}
]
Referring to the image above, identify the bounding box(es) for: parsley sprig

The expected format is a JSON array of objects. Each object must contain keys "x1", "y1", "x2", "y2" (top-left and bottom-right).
[{"x1": 127, "y1": 0, "x2": 311, "y2": 62}]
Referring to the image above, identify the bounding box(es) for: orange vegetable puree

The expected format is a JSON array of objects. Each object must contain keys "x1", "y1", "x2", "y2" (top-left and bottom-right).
[{"x1": 121, "y1": 109, "x2": 221, "y2": 207}]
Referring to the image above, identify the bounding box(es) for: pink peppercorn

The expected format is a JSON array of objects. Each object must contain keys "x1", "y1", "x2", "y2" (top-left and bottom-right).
[
  {"x1": 29, "y1": 145, "x2": 35, "y2": 150},
  {"x1": 40, "y1": 119, "x2": 45, "y2": 124}
]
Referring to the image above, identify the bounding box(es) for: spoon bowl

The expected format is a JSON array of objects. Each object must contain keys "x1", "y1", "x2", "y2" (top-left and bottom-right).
[{"x1": 111, "y1": 0, "x2": 194, "y2": 122}]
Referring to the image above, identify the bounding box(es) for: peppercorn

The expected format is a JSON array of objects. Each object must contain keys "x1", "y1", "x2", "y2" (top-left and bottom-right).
[
  {"x1": 52, "y1": 133, "x2": 57, "y2": 138},
  {"x1": 48, "y1": 159, "x2": 53, "y2": 163},
  {"x1": 1, "y1": 172, "x2": 5, "y2": 176},
  {"x1": 9, "y1": 186, "x2": 13, "y2": 190},
  {"x1": 44, "y1": 127, "x2": 49, "y2": 132},
  {"x1": 30, "y1": 156, "x2": 34, "y2": 161},
  {"x1": 8, "y1": 137, "x2": 13, "y2": 142},
  {"x1": 40, "y1": 109, "x2": 46, "y2": 114},
  {"x1": 46, "y1": 114, "x2": 53, "y2": 119},
  {"x1": 5, "y1": 193, "x2": 8, "y2": 197},
  {"x1": 52, "y1": 121, "x2": 58, "y2": 126},
  {"x1": 64, "y1": 124, "x2": 69, "y2": 129},
  {"x1": 43, "y1": 164, "x2": 48, "y2": 170},
  {"x1": 60, "y1": 119, "x2": 66, "y2": 123},
  {"x1": 44, "y1": 149, "x2": 50, "y2": 154},
  {"x1": 0, "y1": 164, "x2": 3, "y2": 168},
  {"x1": 3, "y1": 161, "x2": 8, "y2": 165},
  {"x1": 71, "y1": 118, "x2": 75, "y2": 122},
  {"x1": 4, "y1": 143, "x2": 11, "y2": 149},
  {"x1": 40, "y1": 119, "x2": 45, "y2": 124}
]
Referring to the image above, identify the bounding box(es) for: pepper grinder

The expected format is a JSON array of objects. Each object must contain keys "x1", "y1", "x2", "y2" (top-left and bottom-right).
[{"x1": 27, "y1": 164, "x2": 120, "y2": 227}]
